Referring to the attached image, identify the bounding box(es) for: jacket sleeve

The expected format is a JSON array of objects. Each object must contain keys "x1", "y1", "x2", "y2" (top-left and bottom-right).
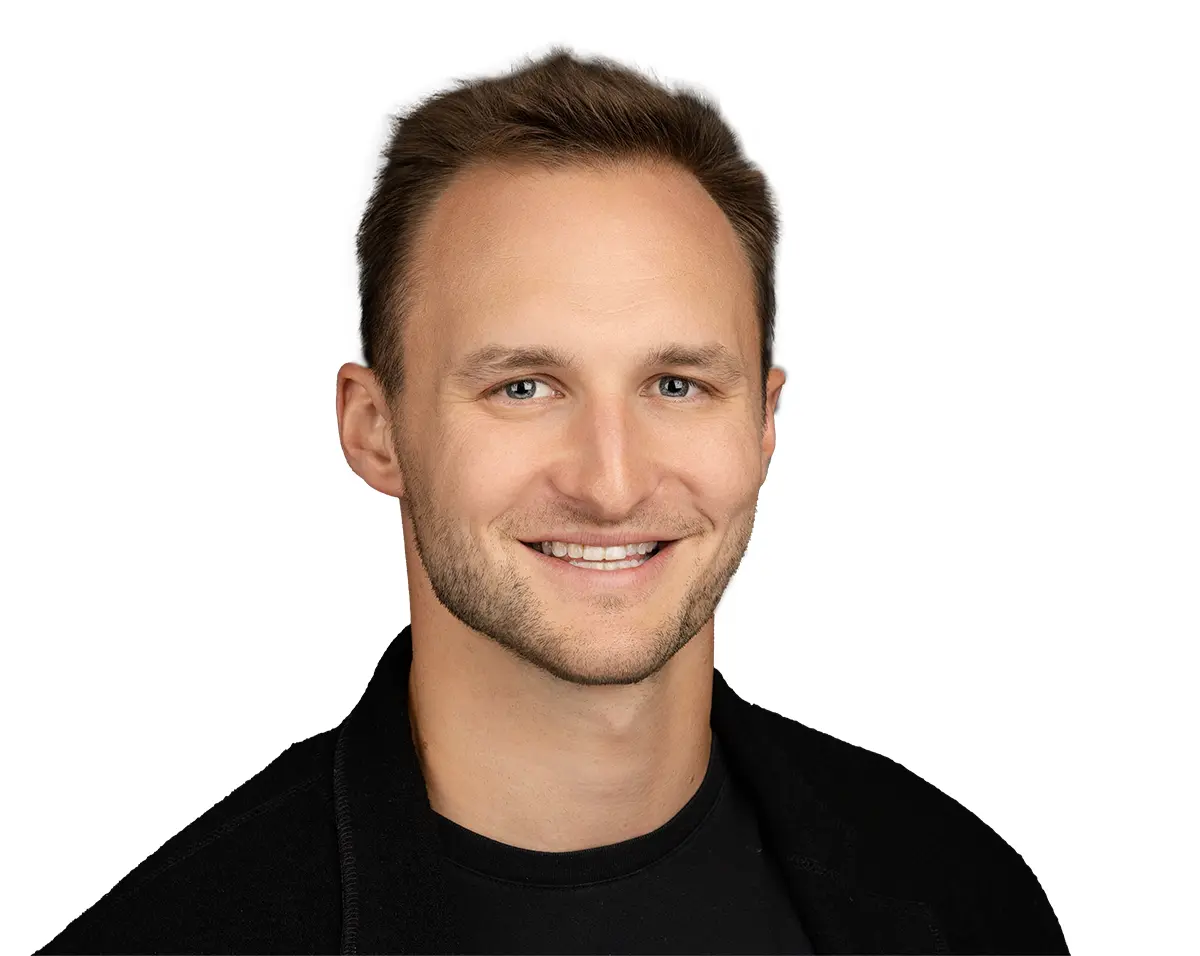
[{"x1": 931, "y1": 811, "x2": 1071, "y2": 954}]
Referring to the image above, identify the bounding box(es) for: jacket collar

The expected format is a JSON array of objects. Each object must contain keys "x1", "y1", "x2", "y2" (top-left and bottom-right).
[{"x1": 333, "y1": 626, "x2": 946, "y2": 955}]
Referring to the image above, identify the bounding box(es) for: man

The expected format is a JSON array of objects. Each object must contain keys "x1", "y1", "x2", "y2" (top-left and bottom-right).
[{"x1": 38, "y1": 48, "x2": 1069, "y2": 955}]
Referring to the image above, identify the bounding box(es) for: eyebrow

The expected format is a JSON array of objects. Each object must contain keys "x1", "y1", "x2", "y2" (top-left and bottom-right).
[{"x1": 450, "y1": 342, "x2": 748, "y2": 387}]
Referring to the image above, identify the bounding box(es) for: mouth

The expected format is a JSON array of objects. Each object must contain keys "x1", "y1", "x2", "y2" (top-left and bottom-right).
[
  {"x1": 519, "y1": 538, "x2": 679, "y2": 588},
  {"x1": 520, "y1": 540, "x2": 669, "y2": 564}
]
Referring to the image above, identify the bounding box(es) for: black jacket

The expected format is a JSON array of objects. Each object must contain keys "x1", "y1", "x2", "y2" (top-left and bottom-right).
[{"x1": 37, "y1": 625, "x2": 1069, "y2": 954}]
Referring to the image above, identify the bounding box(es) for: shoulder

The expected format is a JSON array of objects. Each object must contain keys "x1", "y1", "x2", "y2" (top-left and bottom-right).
[
  {"x1": 36, "y1": 728, "x2": 343, "y2": 955},
  {"x1": 757, "y1": 703, "x2": 1070, "y2": 952}
]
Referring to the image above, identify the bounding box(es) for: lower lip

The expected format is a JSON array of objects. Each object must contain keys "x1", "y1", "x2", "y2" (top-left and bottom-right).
[{"x1": 522, "y1": 540, "x2": 679, "y2": 592}]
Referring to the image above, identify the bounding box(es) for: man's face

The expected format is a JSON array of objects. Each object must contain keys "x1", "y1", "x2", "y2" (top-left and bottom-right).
[{"x1": 388, "y1": 160, "x2": 783, "y2": 687}]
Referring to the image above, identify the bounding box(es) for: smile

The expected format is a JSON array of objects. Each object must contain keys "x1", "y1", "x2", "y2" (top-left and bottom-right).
[
  {"x1": 521, "y1": 540, "x2": 663, "y2": 570},
  {"x1": 520, "y1": 538, "x2": 679, "y2": 590}
]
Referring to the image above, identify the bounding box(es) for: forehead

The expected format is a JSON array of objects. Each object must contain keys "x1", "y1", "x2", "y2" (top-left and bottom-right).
[{"x1": 407, "y1": 160, "x2": 756, "y2": 353}]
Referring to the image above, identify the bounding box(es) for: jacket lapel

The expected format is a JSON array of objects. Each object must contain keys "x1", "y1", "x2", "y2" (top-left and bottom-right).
[
  {"x1": 711, "y1": 668, "x2": 948, "y2": 954},
  {"x1": 333, "y1": 627, "x2": 465, "y2": 954}
]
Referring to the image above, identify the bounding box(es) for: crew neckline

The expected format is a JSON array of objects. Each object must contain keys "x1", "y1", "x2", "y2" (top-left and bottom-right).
[{"x1": 432, "y1": 729, "x2": 727, "y2": 887}]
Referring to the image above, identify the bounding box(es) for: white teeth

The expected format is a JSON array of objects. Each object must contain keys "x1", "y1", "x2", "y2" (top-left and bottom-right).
[{"x1": 539, "y1": 541, "x2": 658, "y2": 561}]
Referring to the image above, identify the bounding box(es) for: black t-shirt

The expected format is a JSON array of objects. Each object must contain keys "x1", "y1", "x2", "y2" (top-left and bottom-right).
[{"x1": 435, "y1": 731, "x2": 814, "y2": 955}]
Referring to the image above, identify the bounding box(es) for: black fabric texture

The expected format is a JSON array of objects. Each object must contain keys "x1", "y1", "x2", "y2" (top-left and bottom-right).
[{"x1": 36, "y1": 624, "x2": 1070, "y2": 954}]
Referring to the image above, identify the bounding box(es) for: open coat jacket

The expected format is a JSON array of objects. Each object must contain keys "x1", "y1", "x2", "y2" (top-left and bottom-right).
[{"x1": 38, "y1": 626, "x2": 1069, "y2": 954}]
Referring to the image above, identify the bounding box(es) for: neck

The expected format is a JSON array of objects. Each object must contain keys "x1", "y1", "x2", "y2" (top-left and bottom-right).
[{"x1": 406, "y1": 623, "x2": 715, "y2": 852}]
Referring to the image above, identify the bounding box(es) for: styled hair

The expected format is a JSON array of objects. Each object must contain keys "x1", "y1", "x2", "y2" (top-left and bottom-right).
[{"x1": 356, "y1": 47, "x2": 780, "y2": 425}]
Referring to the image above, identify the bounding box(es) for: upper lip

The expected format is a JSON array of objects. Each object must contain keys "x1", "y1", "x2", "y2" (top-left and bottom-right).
[{"x1": 519, "y1": 532, "x2": 681, "y2": 548}]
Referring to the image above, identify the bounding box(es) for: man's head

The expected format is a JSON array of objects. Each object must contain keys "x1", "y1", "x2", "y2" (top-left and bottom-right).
[{"x1": 338, "y1": 49, "x2": 785, "y2": 688}]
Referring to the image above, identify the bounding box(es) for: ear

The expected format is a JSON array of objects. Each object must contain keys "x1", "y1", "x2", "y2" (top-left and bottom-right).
[
  {"x1": 336, "y1": 362, "x2": 406, "y2": 499},
  {"x1": 760, "y1": 365, "x2": 786, "y2": 484}
]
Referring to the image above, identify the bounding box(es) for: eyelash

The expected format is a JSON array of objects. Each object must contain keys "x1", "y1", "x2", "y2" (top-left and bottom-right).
[{"x1": 486, "y1": 375, "x2": 713, "y2": 405}]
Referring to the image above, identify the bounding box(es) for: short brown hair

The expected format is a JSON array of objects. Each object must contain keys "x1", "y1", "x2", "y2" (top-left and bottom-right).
[{"x1": 356, "y1": 47, "x2": 780, "y2": 425}]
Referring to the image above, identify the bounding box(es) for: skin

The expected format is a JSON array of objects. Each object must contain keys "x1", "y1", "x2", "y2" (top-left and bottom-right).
[{"x1": 336, "y1": 159, "x2": 785, "y2": 852}]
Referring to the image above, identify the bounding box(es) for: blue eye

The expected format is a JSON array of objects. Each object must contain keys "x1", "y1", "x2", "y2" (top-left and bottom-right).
[
  {"x1": 486, "y1": 375, "x2": 712, "y2": 404},
  {"x1": 490, "y1": 379, "x2": 547, "y2": 402}
]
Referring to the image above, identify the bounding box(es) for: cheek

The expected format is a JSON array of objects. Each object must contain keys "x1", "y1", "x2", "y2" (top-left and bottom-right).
[
  {"x1": 696, "y1": 430, "x2": 764, "y2": 495},
  {"x1": 434, "y1": 437, "x2": 530, "y2": 517}
]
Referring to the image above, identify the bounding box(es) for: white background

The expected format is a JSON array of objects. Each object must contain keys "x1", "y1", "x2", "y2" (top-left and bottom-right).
[{"x1": 4, "y1": 3, "x2": 1196, "y2": 953}]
